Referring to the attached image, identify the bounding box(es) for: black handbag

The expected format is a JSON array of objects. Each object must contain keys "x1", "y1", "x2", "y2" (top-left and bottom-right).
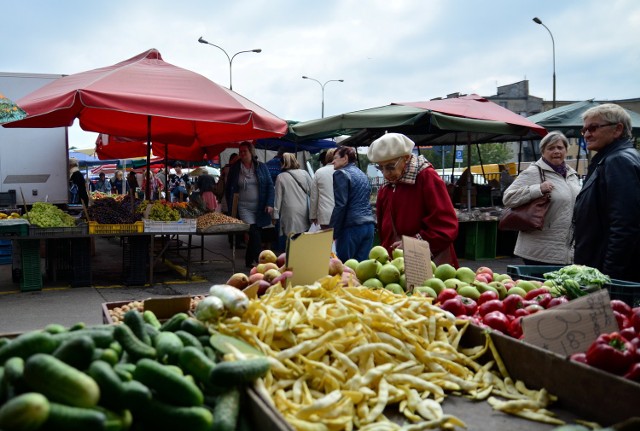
[{"x1": 499, "y1": 166, "x2": 551, "y2": 232}]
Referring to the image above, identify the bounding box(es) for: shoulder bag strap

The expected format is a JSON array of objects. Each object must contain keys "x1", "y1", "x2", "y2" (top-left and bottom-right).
[{"x1": 287, "y1": 171, "x2": 309, "y2": 195}]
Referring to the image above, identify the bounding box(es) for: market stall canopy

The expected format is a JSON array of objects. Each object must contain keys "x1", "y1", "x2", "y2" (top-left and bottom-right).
[
  {"x1": 288, "y1": 94, "x2": 547, "y2": 146},
  {"x1": 3, "y1": 49, "x2": 288, "y2": 146},
  {"x1": 254, "y1": 137, "x2": 337, "y2": 154},
  {"x1": 527, "y1": 100, "x2": 640, "y2": 138}
]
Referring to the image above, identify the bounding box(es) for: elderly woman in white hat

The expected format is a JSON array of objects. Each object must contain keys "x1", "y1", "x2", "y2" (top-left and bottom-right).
[{"x1": 367, "y1": 133, "x2": 459, "y2": 267}]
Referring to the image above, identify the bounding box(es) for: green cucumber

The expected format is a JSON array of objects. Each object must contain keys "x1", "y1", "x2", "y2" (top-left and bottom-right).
[
  {"x1": 0, "y1": 331, "x2": 59, "y2": 365},
  {"x1": 178, "y1": 346, "x2": 216, "y2": 384},
  {"x1": 144, "y1": 322, "x2": 160, "y2": 340},
  {"x1": 143, "y1": 310, "x2": 162, "y2": 329},
  {"x1": 3, "y1": 356, "x2": 27, "y2": 397},
  {"x1": 175, "y1": 330, "x2": 204, "y2": 351},
  {"x1": 0, "y1": 392, "x2": 50, "y2": 431},
  {"x1": 43, "y1": 402, "x2": 106, "y2": 431},
  {"x1": 88, "y1": 360, "x2": 127, "y2": 411},
  {"x1": 53, "y1": 335, "x2": 95, "y2": 370},
  {"x1": 137, "y1": 398, "x2": 213, "y2": 431},
  {"x1": 212, "y1": 387, "x2": 241, "y2": 431},
  {"x1": 24, "y1": 353, "x2": 100, "y2": 408},
  {"x1": 44, "y1": 323, "x2": 67, "y2": 334},
  {"x1": 123, "y1": 310, "x2": 151, "y2": 345},
  {"x1": 0, "y1": 338, "x2": 11, "y2": 349},
  {"x1": 121, "y1": 380, "x2": 152, "y2": 412},
  {"x1": 160, "y1": 312, "x2": 189, "y2": 332},
  {"x1": 180, "y1": 317, "x2": 209, "y2": 336},
  {"x1": 209, "y1": 357, "x2": 271, "y2": 387},
  {"x1": 69, "y1": 322, "x2": 86, "y2": 331},
  {"x1": 154, "y1": 332, "x2": 184, "y2": 364},
  {"x1": 133, "y1": 358, "x2": 203, "y2": 407},
  {"x1": 113, "y1": 324, "x2": 156, "y2": 361},
  {"x1": 113, "y1": 363, "x2": 135, "y2": 382},
  {"x1": 52, "y1": 328, "x2": 114, "y2": 349}
]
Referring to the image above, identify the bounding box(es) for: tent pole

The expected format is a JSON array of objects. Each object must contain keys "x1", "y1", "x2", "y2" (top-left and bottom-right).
[
  {"x1": 466, "y1": 133, "x2": 472, "y2": 211},
  {"x1": 517, "y1": 141, "x2": 523, "y2": 173},
  {"x1": 145, "y1": 115, "x2": 152, "y2": 199}
]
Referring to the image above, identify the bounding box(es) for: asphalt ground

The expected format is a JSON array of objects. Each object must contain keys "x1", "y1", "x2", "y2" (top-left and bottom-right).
[{"x1": 0, "y1": 233, "x2": 522, "y2": 334}]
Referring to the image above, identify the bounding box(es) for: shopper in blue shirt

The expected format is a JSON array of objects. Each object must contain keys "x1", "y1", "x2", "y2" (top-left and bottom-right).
[{"x1": 330, "y1": 146, "x2": 376, "y2": 262}]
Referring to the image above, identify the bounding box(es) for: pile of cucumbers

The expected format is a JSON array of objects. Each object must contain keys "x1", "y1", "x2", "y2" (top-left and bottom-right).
[{"x1": 0, "y1": 310, "x2": 271, "y2": 431}]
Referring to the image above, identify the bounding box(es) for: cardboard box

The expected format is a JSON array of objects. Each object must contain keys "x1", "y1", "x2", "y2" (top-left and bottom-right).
[
  {"x1": 462, "y1": 324, "x2": 640, "y2": 426},
  {"x1": 101, "y1": 295, "x2": 193, "y2": 324}
]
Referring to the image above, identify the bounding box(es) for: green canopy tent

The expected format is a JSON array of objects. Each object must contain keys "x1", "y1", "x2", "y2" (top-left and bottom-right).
[
  {"x1": 288, "y1": 95, "x2": 547, "y2": 209},
  {"x1": 528, "y1": 100, "x2": 640, "y2": 173}
]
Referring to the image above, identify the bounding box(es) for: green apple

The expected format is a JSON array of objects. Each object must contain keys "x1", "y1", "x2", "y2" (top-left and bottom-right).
[
  {"x1": 444, "y1": 278, "x2": 467, "y2": 290},
  {"x1": 363, "y1": 278, "x2": 384, "y2": 289},
  {"x1": 344, "y1": 259, "x2": 359, "y2": 272},
  {"x1": 488, "y1": 281, "x2": 508, "y2": 299},
  {"x1": 378, "y1": 264, "x2": 401, "y2": 285},
  {"x1": 434, "y1": 264, "x2": 456, "y2": 281},
  {"x1": 421, "y1": 278, "x2": 446, "y2": 295},
  {"x1": 414, "y1": 285, "x2": 437, "y2": 298},
  {"x1": 369, "y1": 245, "x2": 389, "y2": 264},
  {"x1": 507, "y1": 286, "x2": 527, "y2": 297},
  {"x1": 384, "y1": 283, "x2": 405, "y2": 295},
  {"x1": 455, "y1": 267, "x2": 476, "y2": 284},
  {"x1": 457, "y1": 285, "x2": 481, "y2": 300},
  {"x1": 392, "y1": 248, "x2": 404, "y2": 259},
  {"x1": 515, "y1": 280, "x2": 537, "y2": 293},
  {"x1": 390, "y1": 257, "x2": 405, "y2": 273},
  {"x1": 355, "y1": 259, "x2": 378, "y2": 282}
]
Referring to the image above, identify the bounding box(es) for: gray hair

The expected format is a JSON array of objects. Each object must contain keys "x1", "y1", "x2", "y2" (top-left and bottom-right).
[
  {"x1": 539, "y1": 130, "x2": 569, "y2": 152},
  {"x1": 582, "y1": 103, "x2": 632, "y2": 140}
]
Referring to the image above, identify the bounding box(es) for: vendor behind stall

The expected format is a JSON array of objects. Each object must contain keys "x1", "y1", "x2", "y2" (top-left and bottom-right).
[{"x1": 69, "y1": 158, "x2": 89, "y2": 207}]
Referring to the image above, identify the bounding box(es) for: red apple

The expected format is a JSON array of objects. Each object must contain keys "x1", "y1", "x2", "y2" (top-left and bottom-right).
[
  {"x1": 475, "y1": 266, "x2": 493, "y2": 282},
  {"x1": 248, "y1": 272, "x2": 264, "y2": 284}
]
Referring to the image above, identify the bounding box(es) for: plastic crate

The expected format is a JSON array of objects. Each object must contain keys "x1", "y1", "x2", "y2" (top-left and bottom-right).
[
  {"x1": 122, "y1": 236, "x2": 149, "y2": 286},
  {"x1": 46, "y1": 239, "x2": 72, "y2": 281},
  {"x1": 0, "y1": 221, "x2": 28, "y2": 237},
  {"x1": 143, "y1": 218, "x2": 197, "y2": 233},
  {"x1": 507, "y1": 265, "x2": 640, "y2": 307},
  {"x1": 29, "y1": 224, "x2": 88, "y2": 237},
  {"x1": 460, "y1": 220, "x2": 497, "y2": 260},
  {"x1": 88, "y1": 221, "x2": 144, "y2": 235},
  {"x1": 70, "y1": 238, "x2": 92, "y2": 287},
  {"x1": 20, "y1": 239, "x2": 42, "y2": 291}
]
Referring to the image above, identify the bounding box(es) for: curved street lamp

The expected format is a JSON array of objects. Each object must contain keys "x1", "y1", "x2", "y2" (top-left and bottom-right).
[
  {"x1": 302, "y1": 76, "x2": 344, "y2": 118},
  {"x1": 532, "y1": 17, "x2": 556, "y2": 108},
  {"x1": 198, "y1": 36, "x2": 261, "y2": 91}
]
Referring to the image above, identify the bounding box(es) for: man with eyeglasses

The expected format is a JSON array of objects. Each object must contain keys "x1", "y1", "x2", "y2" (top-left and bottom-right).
[
  {"x1": 367, "y1": 133, "x2": 459, "y2": 267},
  {"x1": 573, "y1": 103, "x2": 640, "y2": 282}
]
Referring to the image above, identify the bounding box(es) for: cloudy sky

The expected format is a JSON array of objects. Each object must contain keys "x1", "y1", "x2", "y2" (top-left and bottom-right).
[{"x1": 2, "y1": 0, "x2": 639, "y2": 149}]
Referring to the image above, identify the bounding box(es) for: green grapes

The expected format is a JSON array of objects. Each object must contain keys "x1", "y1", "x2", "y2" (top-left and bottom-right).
[
  {"x1": 26, "y1": 202, "x2": 77, "y2": 227},
  {"x1": 148, "y1": 202, "x2": 180, "y2": 221}
]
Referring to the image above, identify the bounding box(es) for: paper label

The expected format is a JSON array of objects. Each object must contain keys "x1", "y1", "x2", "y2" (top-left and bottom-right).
[
  {"x1": 522, "y1": 289, "x2": 618, "y2": 356},
  {"x1": 402, "y1": 235, "x2": 433, "y2": 294}
]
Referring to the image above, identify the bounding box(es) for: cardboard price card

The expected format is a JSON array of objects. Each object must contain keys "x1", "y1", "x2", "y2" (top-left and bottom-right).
[
  {"x1": 286, "y1": 229, "x2": 334, "y2": 287},
  {"x1": 522, "y1": 289, "x2": 618, "y2": 356},
  {"x1": 402, "y1": 235, "x2": 433, "y2": 294}
]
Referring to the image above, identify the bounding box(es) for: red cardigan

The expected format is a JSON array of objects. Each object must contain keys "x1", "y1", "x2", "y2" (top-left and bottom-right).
[{"x1": 376, "y1": 167, "x2": 459, "y2": 267}]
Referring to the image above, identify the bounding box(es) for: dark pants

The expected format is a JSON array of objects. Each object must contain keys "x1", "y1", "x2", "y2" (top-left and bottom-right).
[
  {"x1": 335, "y1": 223, "x2": 375, "y2": 263},
  {"x1": 245, "y1": 224, "x2": 262, "y2": 267}
]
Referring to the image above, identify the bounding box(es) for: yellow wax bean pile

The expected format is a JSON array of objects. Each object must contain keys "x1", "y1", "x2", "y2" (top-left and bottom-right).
[{"x1": 214, "y1": 276, "x2": 563, "y2": 430}]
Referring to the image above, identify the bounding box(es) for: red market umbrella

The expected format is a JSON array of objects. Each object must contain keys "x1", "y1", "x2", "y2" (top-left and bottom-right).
[{"x1": 4, "y1": 48, "x2": 288, "y2": 196}]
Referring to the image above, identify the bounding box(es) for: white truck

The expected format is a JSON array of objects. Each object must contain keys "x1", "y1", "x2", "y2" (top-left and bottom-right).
[{"x1": 0, "y1": 72, "x2": 68, "y2": 206}]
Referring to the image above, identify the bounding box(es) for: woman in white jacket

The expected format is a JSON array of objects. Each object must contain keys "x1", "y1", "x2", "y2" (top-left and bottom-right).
[
  {"x1": 503, "y1": 131, "x2": 581, "y2": 265},
  {"x1": 273, "y1": 153, "x2": 312, "y2": 239}
]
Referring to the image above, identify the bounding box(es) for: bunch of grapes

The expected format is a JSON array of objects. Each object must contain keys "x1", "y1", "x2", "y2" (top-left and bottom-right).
[
  {"x1": 26, "y1": 202, "x2": 77, "y2": 227},
  {"x1": 148, "y1": 201, "x2": 180, "y2": 221},
  {"x1": 87, "y1": 197, "x2": 142, "y2": 224}
]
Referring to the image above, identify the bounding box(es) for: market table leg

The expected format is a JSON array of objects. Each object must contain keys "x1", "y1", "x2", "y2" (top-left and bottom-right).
[
  {"x1": 149, "y1": 234, "x2": 154, "y2": 286},
  {"x1": 186, "y1": 234, "x2": 192, "y2": 280}
]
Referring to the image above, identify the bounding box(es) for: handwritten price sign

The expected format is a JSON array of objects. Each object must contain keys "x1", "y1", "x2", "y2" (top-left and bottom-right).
[
  {"x1": 402, "y1": 236, "x2": 432, "y2": 294},
  {"x1": 521, "y1": 289, "x2": 618, "y2": 356}
]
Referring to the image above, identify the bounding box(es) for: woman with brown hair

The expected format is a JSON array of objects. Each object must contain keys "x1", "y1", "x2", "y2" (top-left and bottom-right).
[
  {"x1": 224, "y1": 142, "x2": 275, "y2": 268},
  {"x1": 273, "y1": 153, "x2": 312, "y2": 240}
]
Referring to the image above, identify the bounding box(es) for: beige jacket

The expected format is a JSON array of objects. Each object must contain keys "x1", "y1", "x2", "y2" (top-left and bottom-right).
[{"x1": 502, "y1": 159, "x2": 581, "y2": 264}]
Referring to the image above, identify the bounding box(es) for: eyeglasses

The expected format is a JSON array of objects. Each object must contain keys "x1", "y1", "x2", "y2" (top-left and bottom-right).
[
  {"x1": 375, "y1": 158, "x2": 403, "y2": 172},
  {"x1": 580, "y1": 123, "x2": 617, "y2": 136}
]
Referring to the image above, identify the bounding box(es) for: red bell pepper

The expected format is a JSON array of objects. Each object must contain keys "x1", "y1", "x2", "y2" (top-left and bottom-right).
[
  {"x1": 624, "y1": 362, "x2": 640, "y2": 382},
  {"x1": 631, "y1": 307, "x2": 640, "y2": 333},
  {"x1": 509, "y1": 317, "x2": 523, "y2": 339},
  {"x1": 569, "y1": 352, "x2": 588, "y2": 364},
  {"x1": 610, "y1": 299, "x2": 632, "y2": 317},
  {"x1": 547, "y1": 296, "x2": 569, "y2": 308},
  {"x1": 524, "y1": 287, "x2": 550, "y2": 301},
  {"x1": 614, "y1": 310, "x2": 630, "y2": 330},
  {"x1": 585, "y1": 332, "x2": 637, "y2": 375},
  {"x1": 619, "y1": 327, "x2": 637, "y2": 342},
  {"x1": 531, "y1": 293, "x2": 552, "y2": 309}
]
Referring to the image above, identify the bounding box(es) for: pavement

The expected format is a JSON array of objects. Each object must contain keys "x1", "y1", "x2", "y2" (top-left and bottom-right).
[{"x1": 0, "y1": 233, "x2": 522, "y2": 334}]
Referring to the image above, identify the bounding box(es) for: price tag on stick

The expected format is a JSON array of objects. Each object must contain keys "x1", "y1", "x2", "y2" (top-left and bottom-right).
[
  {"x1": 521, "y1": 289, "x2": 618, "y2": 356},
  {"x1": 402, "y1": 235, "x2": 433, "y2": 294}
]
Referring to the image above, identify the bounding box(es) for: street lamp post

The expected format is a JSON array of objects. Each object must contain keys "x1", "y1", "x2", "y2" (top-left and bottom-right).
[
  {"x1": 302, "y1": 76, "x2": 344, "y2": 118},
  {"x1": 198, "y1": 37, "x2": 261, "y2": 91},
  {"x1": 532, "y1": 17, "x2": 556, "y2": 108}
]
